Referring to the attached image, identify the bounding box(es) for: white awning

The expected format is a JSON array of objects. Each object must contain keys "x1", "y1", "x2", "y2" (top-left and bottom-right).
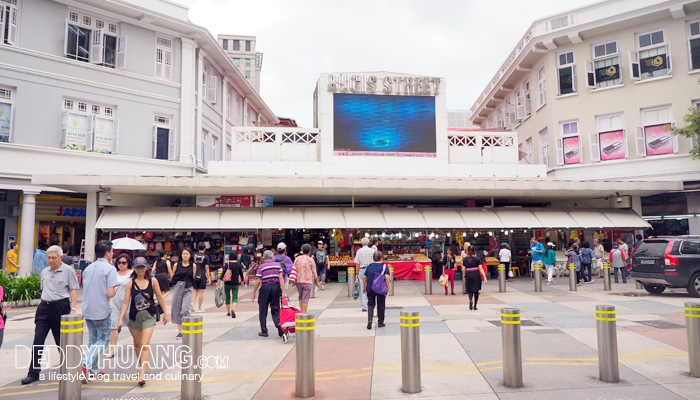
[
  {"x1": 458, "y1": 209, "x2": 504, "y2": 229},
  {"x1": 175, "y1": 209, "x2": 220, "y2": 230},
  {"x1": 95, "y1": 208, "x2": 141, "y2": 230},
  {"x1": 219, "y1": 208, "x2": 262, "y2": 229},
  {"x1": 136, "y1": 208, "x2": 179, "y2": 230},
  {"x1": 261, "y1": 208, "x2": 304, "y2": 229},
  {"x1": 494, "y1": 209, "x2": 540, "y2": 228},
  {"x1": 303, "y1": 208, "x2": 346, "y2": 229},
  {"x1": 531, "y1": 209, "x2": 578, "y2": 229},
  {"x1": 420, "y1": 208, "x2": 466, "y2": 228},
  {"x1": 602, "y1": 210, "x2": 651, "y2": 229},
  {"x1": 567, "y1": 210, "x2": 615, "y2": 229},
  {"x1": 381, "y1": 208, "x2": 428, "y2": 229},
  {"x1": 342, "y1": 207, "x2": 387, "y2": 229}
]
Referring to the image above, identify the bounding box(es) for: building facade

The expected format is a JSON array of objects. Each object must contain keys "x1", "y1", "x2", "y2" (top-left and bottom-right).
[
  {"x1": 469, "y1": 0, "x2": 700, "y2": 233},
  {"x1": 218, "y1": 34, "x2": 262, "y2": 93}
]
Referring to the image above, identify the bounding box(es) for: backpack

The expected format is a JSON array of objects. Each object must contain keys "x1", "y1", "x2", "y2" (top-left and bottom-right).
[
  {"x1": 275, "y1": 255, "x2": 293, "y2": 276},
  {"x1": 371, "y1": 264, "x2": 388, "y2": 295},
  {"x1": 315, "y1": 250, "x2": 327, "y2": 266}
]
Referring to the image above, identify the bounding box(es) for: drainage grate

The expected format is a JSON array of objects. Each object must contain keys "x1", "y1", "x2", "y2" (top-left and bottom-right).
[
  {"x1": 634, "y1": 320, "x2": 685, "y2": 329},
  {"x1": 488, "y1": 320, "x2": 541, "y2": 327}
]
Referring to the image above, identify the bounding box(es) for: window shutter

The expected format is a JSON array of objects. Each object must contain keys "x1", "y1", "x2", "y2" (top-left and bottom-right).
[
  {"x1": 671, "y1": 121, "x2": 678, "y2": 153},
  {"x1": 63, "y1": 18, "x2": 69, "y2": 57},
  {"x1": 152, "y1": 126, "x2": 158, "y2": 158},
  {"x1": 0, "y1": 8, "x2": 6, "y2": 44},
  {"x1": 7, "y1": 5, "x2": 18, "y2": 45},
  {"x1": 516, "y1": 95, "x2": 526, "y2": 119},
  {"x1": 116, "y1": 36, "x2": 127, "y2": 70},
  {"x1": 208, "y1": 75, "x2": 218, "y2": 103},
  {"x1": 585, "y1": 60, "x2": 596, "y2": 88},
  {"x1": 86, "y1": 115, "x2": 94, "y2": 151},
  {"x1": 112, "y1": 119, "x2": 119, "y2": 154},
  {"x1": 201, "y1": 70, "x2": 207, "y2": 98},
  {"x1": 628, "y1": 50, "x2": 640, "y2": 80},
  {"x1": 168, "y1": 128, "x2": 177, "y2": 161},
  {"x1": 622, "y1": 129, "x2": 628, "y2": 158},
  {"x1": 571, "y1": 64, "x2": 577, "y2": 92},
  {"x1": 504, "y1": 110, "x2": 510, "y2": 127},
  {"x1": 90, "y1": 30, "x2": 104, "y2": 64},
  {"x1": 61, "y1": 111, "x2": 68, "y2": 149},
  {"x1": 164, "y1": 49, "x2": 172, "y2": 80},
  {"x1": 155, "y1": 49, "x2": 163, "y2": 78},
  {"x1": 666, "y1": 42, "x2": 672, "y2": 74},
  {"x1": 524, "y1": 97, "x2": 531, "y2": 115},
  {"x1": 589, "y1": 132, "x2": 600, "y2": 161},
  {"x1": 635, "y1": 126, "x2": 646, "y2": 156},
  {"x1": 556, "y1": 138, "x2": 564, "y2": 165}
]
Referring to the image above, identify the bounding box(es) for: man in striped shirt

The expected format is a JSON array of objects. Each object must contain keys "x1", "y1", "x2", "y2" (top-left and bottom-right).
[
  {"x1": 354, "y1": 237, "x2": 375, "y2": 312},
  {"x1": 252, "y1": 250, "x2": 287, "y2": 337}
]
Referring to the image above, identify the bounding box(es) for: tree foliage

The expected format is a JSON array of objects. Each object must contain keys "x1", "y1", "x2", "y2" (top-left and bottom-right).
[{"x1": 671, "y1": 79, "x2": 700, "y2": 159}]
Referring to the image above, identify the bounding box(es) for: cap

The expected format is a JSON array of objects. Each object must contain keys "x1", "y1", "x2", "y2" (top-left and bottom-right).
[
  {"x1": 612, "y1": 242, "x2": 619, "y2": 248},
  {"x1": 318, "y1": 240, "x2": 324, "y2": 244},
  {"x1": 134, "y1": 256, "x2": 148, "y2": 267},
  {"x1": 277, "y1": 242, "x2": 287, "y2": 250},
  {"x1": 547, "y1": 242, "x2": 555, "y2": 247}
]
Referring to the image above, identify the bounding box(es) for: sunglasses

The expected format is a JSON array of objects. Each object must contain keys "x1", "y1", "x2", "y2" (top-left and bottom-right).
[{"x1": 117, "y1": 261, "x2": 128, "y2": 265}]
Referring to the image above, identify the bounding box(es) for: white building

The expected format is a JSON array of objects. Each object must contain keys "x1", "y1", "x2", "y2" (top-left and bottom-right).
[
  {"x1": 218, "y1": 34, "x2": 262, "y2": 93},
  {"x1": 469, "y1": 0, "x2": 700, "y2": 234}
]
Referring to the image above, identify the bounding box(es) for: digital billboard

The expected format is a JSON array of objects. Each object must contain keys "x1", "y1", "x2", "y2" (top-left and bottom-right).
[{"x1": 333, "y1": 93, "x2": 436, "y2": 157}]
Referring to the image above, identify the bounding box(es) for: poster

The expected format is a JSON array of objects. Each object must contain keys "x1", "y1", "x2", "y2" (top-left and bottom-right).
[
  {"x1": 64, "y1": 113, "x2": 90, "y2": 151},
  {"x1": 255, "y1": 195, "x2": 273, "y2": 208},
  {"x1": 595, "y1": 63, "x2": 620, "y2": 83},
  {"x1": 0, "y1": 103, "x2": 11, "y2": 142},
  {"x1": 196, "y1": 195, "x2": 254, "y2": 207},
  {"x1": 599, "y1": 130, "x2": 625, "y2": 161},
  {"x1": 644, "y1": 123, "x2": 673, "y2": 156},
  {"x1": 93, "y1": 118, "x2": 114, "y2": 154},
  {"x1": 562, "y1": 136, "x2": 581, "y2": 164},
  {"x1": 640, "y1": 54, "x2": 668, "y2": 75}
]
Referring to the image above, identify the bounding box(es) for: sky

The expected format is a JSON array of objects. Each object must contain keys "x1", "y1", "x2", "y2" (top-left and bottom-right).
[{"x1": 177, "y1": 0, "x2": 601, "y2": 127}]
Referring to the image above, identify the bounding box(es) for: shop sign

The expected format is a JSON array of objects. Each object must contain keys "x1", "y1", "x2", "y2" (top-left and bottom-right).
[
  {"x1": 93, "y1": 118, "x2": 115, "y2": 154},
  {"x1": 196, "y1": 195, "x2": 254, "y2": 208},
  {"x1": 0, "y1": 103, "x2": 11, "y2": 142},
  {"x1": 640, "y1": 54, "x2": 667, "y2": 75},
  {"x1": 33, "y1": 197, "x2": 87, "y2": 222},
  {"x1": 562, "y1": 136, "x2": 581, "y2": 164},
  {"x1": 644, "y1": 124, "x2": 673, "y2": 156},
  {"x1": 599, "y1": 130, "x2": 625, "y2": 161},
  {"x1": 62, "y1": 113, "x2": 90, "y2": 151},
  {"x1": 255, "y1": 195, "x2": 273, "y2": 208},
  {"x1": 327, "y1": 74, "x2": 441, "y2": 96}
]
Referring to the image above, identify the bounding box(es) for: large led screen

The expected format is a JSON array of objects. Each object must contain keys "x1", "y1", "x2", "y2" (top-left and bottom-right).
[{"x1": 333, "y1": 93, "x2": 436, "y2": 157}]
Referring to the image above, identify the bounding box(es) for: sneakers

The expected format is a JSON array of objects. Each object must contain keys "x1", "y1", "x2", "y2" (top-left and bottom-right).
[
  {"x1": 176, "y1": 333, "x2": 182, "y2": 339},
  {"x1": 231, "y1": 310, "x2": 236, "y2": 318},
  {"x1": 258, "y1": 332, "x2": 269, "y2": 337},
  {"x1": 282, "y1": 332, "x2": 288, "y2": 343},
  {"x1": 367, "y1": 322, "x2": 372, "y2": 330},
  {"x1": 547, "y1": 282, "x2": 552, "y2": 286},
  {"x1": 226, "y1": 312, "x2": 231, "y2": 316},
  {"x1": 81, "y1": 367, "x2": 88, "y2": 384},
  {"x1": 451, "y1": 292, "x2": 456, "y2": 295},
  {"x1": 378, "y1": 322, "x2": 386, "y2": 328}
]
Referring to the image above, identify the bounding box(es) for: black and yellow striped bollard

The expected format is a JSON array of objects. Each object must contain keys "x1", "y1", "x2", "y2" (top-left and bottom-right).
[
  {"x1": 400, "y1": 311, "x2": 421, "y2": 393},
  {"x1": 685, "y1": 302, "x2": 700, "y2": 377},
  {"x1": 295, "y1": 313, "x2": 315, "y2": 398},
  {"x1": 595, "y1": 305, "x2": 619, "y2": 382},
  {"x1": 501, "y1": 308, "x2": 522, "y2": 388},
  {"x1": 182, "y1": 315, "x2": 203, "y2": 400},
  {"x1": 424, "y1": 265, "x2": 432, "y2": 295},
  {"x1": 59, "y1": 314, "x2": 84, "y2": 400}
]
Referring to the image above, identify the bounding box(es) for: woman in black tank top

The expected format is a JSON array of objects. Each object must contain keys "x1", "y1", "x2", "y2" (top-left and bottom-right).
[
  {"x1": 169, "y1": 248, "x2": 197, "y2": 339},
  {"x1": 151, "y1": 250, "x2": 172, "y2": 298}
]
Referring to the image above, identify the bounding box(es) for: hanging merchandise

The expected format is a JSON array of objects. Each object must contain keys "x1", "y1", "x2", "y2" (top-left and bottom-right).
[
  {"x1": 593, "y1": 231, "x2": 600, "y2": 240},
  {"x1": 569, "y1": 230, "x2": 580, "y2": 240}
]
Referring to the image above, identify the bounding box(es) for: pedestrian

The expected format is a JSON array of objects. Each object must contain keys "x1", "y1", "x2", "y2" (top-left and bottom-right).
[
  {"x1": 117, "y1": 256, "x2": 169, "y2": 386},
  {"x1": 241, "y1": 247, "x2": 252, "y2": 284},
  {"x1": 617, "y1": 238, "x2": 630, "y2": 281},
  {"x1": 80, "y1": 240, "x2": 118, "y2": 383},
  {"x1": 105, "y1": 253, "x2": 133, "y2": 359},
  {"x1": 21, "y1": 245, "x2": 79, "y2": 384},
  {"x1": 565, "y1": 245, "x2": 583, "y2": 286},
  {"x1": 192, "y1": 243, "x2": 211, "y2": 313},
  {"x1": 443, "y1": 248, "x2": 456, "y2": 295},
  {"x1": 463, "y1": 246, "x2": 486, "y2": 310},
  {"x1": 251, "y1": 250, "x2": 287, "y2": 337},
  {"x1": 221, "y1": 252, "x2": 245, "y2": 318},
  {"x1": 498, "y1": 244, "x2": 511, "y2": 281},
  {"x1": 4, "y1": 242, "x2": 19, "y2": 277},
  {"x1": 151, "y1": 250, "x2": 172, "y2": 300},
  {"x1": 633, "y1": 234, "x2": 643, "y2": 252},
  {"x1": 593, "y1": 239, "x2": 605, "y2": 278},
  {"x1": 32, "y1": 242, "x2": 48, "y2": 275},
  {"x1": 61, "y1": 245, "x2": 74, "y2": 268},
  {"x1": 363, "y1": 251, "x2": 390, "y2": 329},
  {"x1": 460, "y1": 242, "x2": 470, "y2": 294},
  {"x1": 371, "y1": 240, "x2": 379, "y2": 252},
  {"x1": 274, "y1": 243, "x2": 294, "y2": 290},
  {"x1": 529, "y1": 238, "x2": 545, "y2": 280},
  {"x1": 170, "y1": 247, "x2": 196, "y2": 339},
  {"x1": 290, "y1": 244, "x2": 319, "y2": 313},
  {"x1": 610, "y1": 243, "x2": 627, "y2": 283},
  {"x1": 580, "y1": 241, "x2": 594, "y2": 283},
  {"x1": 313, "y1": 241, "x2": 329, "y2": 290},
  {"x1": 543, "y1": 242, "x2": 557, "y2": 285},
  {"x1": 430, "y1": 250, "x2": 443, "y2": 280},
  {"x1": 354, "y1": 237, "x2": 375, "y2": 312}
]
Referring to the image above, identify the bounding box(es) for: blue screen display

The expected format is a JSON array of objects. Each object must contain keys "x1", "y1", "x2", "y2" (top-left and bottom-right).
[{"x1": 333, "y1": 93, "x2": 436, "y2": 156}]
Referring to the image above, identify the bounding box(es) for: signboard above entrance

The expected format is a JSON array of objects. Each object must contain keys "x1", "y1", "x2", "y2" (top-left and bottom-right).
[{"x1": 327, "y1": 74, "x2": 441, "y2": 96}]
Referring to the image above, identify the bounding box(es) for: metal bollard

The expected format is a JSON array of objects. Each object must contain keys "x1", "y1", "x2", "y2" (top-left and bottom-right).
[
  {"x1": 461, "y1": 267, "x2": 466, "y2": 294},
  {"x1": 400, "y1": 311, "x2": 421, "y2": 393},
  {"x1": 295, "y1": 313, "x2": 315, "y2": 398},
  {"x1": 59, "y1": 314, "x2": 84, "y2": 400},
  {"x1": 181, "y1": 315, "x2": 203, "y2": 400},
  {"x1": 347, "y1": 266, "x2": 356, "y2": 297},
  {"x1": 424, "y1": 266, "x2": 432, "y2": 295},
  {"x1": 498, "y1": 264, "x2": 506, "y2": 293},
  {"x1": 635, "y1": 280, "x2": 644, "y2": 290},
  {"x1": 685, "y1": 302, "x2": 700, "y2": 377},
  {"x1": 389, "y1": 265, "x2": 394, "y2": 296},
  {"x1": 569, "y1": 264, "x2": 577, "y2": 291},
  {"x1": 534, "y1": 264, "x2": 542, "y2": 292},
  {"x1": 311, "y1": 279, "x2": 316, "y2": 299},
  {"x1": 603, "y1": 263, "x2": 612, "y2": 291},
  {"x1": 501, "y1": 307, "x2": 523, "y2": 388},
  {"x1": 595, "y1": 305, "x2": 619, "y2": 383}
]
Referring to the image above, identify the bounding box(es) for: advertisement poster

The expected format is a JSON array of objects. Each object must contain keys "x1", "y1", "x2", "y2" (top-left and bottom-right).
[
  {"x1": 255, "y1": 195, "x2": 273, "y2": 208},
  {"x1": 640, "y1": 54, "x2": 668, "y2": 75},
  {"x1": 196, "y1": 195, "x2": 254, "y2": 208},
  {"x1": 93, "y1": 118, "x2": 114, "y2": 154},
  {"x1": 64, "y1": 113, "x2": 90, "y2": 151},
  {"x1": 0, "y1": 103, "x2": 11, "y2": 142},
  {"x1": 595, "y1": 63, "x2": 620, "y2": 83},
  {"x1": 599, "y1": 130, "x2": 625, "y2": 161},
  {"x1": 562, "y1": 136, "x2": 581, "y2": 164},
  {"x1": 644, "y1": 123, "x2": 673, "y2": 156}
]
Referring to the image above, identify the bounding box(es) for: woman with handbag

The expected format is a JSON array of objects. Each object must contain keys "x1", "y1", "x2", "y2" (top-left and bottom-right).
[
  {"x1": 443, "y1": 248, "x2": 456, "y2": 295},
  {"x1": 221, "y1": 253, "x2": 245, "y2": 318},
  {"x1": 105, "y1": 253, "x2": 134, "y2": 358},
  {"x1": 169, "y1": 248, "x2": 197, "y2": 339},
  {"x1": 362, "y1": 251, "x2": 391, "y2": 330},
  {"x1": 463, "y1": 246, "x2": 487, "y2": 310}
]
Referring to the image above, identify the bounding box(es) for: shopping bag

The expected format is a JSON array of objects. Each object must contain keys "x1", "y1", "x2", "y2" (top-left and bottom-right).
[
  {"x1": 352, "y1": 279, "x2": 360, "y2": 300},
  {"x1": 438, "y1": 274, "x2": 448, "y2": 287},
  {"x1": 508, "y1": 269, "x2": 513, "y2": 278},
  {"x1": 215, "y1": 285, "x2": 225, "y2": 308}
]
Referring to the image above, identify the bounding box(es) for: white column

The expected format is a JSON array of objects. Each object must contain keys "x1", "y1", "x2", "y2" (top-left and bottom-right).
[
  {"x1": 689, "y1": 193, "x2": 700, "y2": 235},
  {"x1": 18, "y1": 191, "x2": 39, "y2": 276},
  {"x1": 195, "y1": 50, "x2": 204, "y2": 168},
  {"x1": 179, "y1": 37, "x2": 197, "y2": 164},
  {"x1": 84, "y1": 192, "x2": 98, "y2": 261},
  {"x1": 221, "y1": 79, "x2": 228, "y2": 160}
]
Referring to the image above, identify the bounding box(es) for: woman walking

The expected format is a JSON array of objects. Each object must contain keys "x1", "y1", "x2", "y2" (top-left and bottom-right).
[
  {"x1": 543, "y1": 242, "x2": 557, "y2": 285},
  {"x1": 290, "y1": 244, "x2": 319, "y2": 313},
  {"x1": 169, "y1": 248, "x2": 196, "y2": 339},
  {"x1": 580, "y1": 241, "x2": 594, "y2": 283},
  {"x1": 443, "y1": 248, "x2": 456, "y2": 295},
  {"x1": 362, "y1": 251, "x2": 390, "y2": 330},
  {"x1": 117, "y1": 257, "x2": 169, "y2": 386},
  {"x1": 463, "y1": 246, "x2": 487, "y2": 310},
  {"x1": 498, "y1": 244, "x2": 512, "y2": 281},
  {"x1": 151, "y1": 250, "x2": 172, "y2": 300},
  {"x1": 105, "y1": 253, "x2": 133, "y2": 358},
  {"x1": 566, "y1": 245, "x2": 583, "y2": 285},
  {"x1": 221, "y1": 253, "x2": 245, "y2": 318}
]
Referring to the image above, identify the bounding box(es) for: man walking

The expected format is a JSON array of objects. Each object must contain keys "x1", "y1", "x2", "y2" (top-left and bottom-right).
[
  {"x1": 354, "y1": 237, "x2": 375, "y2": 312},
  {"x1": 313, "y1": 241, "x2": 329, "y2": 290},
  {"x1": 81, "y1": 240, "x2": 118, "y2": 383},
  {"x1": 593, "y1": 239, "x2": 605, "y2": 278},
  {"x1": 529, "y1": 237, "x2": 544, "y2": 279},
  {"x1": 192, "y1": 243, "x2": 211, "y2": 313},
  {"x1": 5, "y1": 242, "x2": 19, "y2": 277},
  {"x1": 252, "y1": 250, "x2": 287, "y2": 337},
  {"x1": 21, "y1": 246, "x2": 79, "y2": 384}
]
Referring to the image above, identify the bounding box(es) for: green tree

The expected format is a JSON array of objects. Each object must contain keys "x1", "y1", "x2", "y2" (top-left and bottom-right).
[{"x1": 671, "y1": 79, "x2": 700, "y2": 159}]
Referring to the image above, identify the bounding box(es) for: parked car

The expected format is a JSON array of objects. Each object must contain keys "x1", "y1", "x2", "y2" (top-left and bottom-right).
[{"x1": 630, "y1": 236, "x2": 700, "y2": 297}]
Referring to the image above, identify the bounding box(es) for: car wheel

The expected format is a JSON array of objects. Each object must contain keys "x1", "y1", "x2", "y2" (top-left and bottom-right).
[
  {"x1": 643, "y1": 284, "x2": 666, "y2": 295},
  {"x1": 688, "y1": 273, "x2": 700, "y2": 298}
]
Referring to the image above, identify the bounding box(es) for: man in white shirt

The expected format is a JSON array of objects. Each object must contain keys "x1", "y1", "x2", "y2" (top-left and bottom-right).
[
  {"x1": 498, "y1": 244, "x2": 512, "y2": 280},
  {"x1": 354, "y1": 237, "x2": 375, "y2": 312},
  {"x1": 593, "y1": 239, "x2": 605, "y2": 278}
]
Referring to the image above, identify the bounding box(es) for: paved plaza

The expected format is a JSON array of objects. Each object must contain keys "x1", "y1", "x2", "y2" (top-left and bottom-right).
[{"x1": 1, "y1": 277, "x2": 699, "y2": 400}]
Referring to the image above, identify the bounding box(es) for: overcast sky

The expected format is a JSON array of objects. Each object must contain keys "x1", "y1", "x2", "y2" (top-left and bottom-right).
[{"x1": 177, "y1": 0, "x2": 600, "y2": 127}]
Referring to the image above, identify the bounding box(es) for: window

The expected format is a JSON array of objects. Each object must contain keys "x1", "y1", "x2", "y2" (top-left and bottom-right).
[
  {"x1": 232, "y1": 58, "x2": 240, "y2": 67},
  {"x1": 679, "y1": 240, "x2": 700, "y2": 255},
  {"x1": 202, "y1": 63, "x2": 218, "y2": 103},
  {"x1": 222, "y1": 39, "x2": 228, "y2": 50},
  {"x1": 539, "y1": 129, "x2": 550, "y2": 167},
  {"x1": 496, "y1": 107, "x2": 503, "y2": 128},
  {"x1": 586, "y1": 41, "x2": 621, "y2": 89},
  {"x1": 636, "y1": 105, "x2": 676, "y2": 157},
  {"x1": 592, "y1": 114, "x2": 625, "y2": 161},
  {"x1": 201, "y1": 129, "x2": 209, "y2": 168},
  {"x1": 630, "y1": 29, "x2": 671, "y2": 80},
  {"x1": 537, "y1": 66, "x2": 546, "y2": 107},
  {"x1": 488, "y1": 117, "x2": 494, "y2": 129},
  {"x1": 245, "y1": 70, "x2": 250, "y2": 79},
  {"x1": 245, "y1": 40, "x2": 251, "y2": 51},
  {"x1": 688, "y1": 20, "x2": 700, "y2": 71},
  {"x1": 245, "y1": 58, "x2": 251, "y2": 67},
  {"x1": 0, "y1": 86, "x2": 14, "y2": 142},
  {"x1": 556, "y1": 50, "x2": 576, "y2": 95},
  {"x1": 62, "y1": 97, "x2": 118, "y2": 153},
  {"x1": 65, "y1": 10, "x2": 125, "y2": 69},
  {"x1": 516, "y1": 80, "x2": 531, "y2": 119},
  {"x1": 524, "y1": 138, "x2": 533, "y2": 164},
  {"x1": 0, "y1": 0, "x2": 19, "y2": 45},
  {"x1": 155, "y1": 36, "x2": 173, "y2": 80},
  {"x1": 557, "y1": 121, "x2": 580, "y2": 165},
  {"x1": 153, "y1": 114, "x2": 176, "y2": 161},
  {"x1": 212, "y1": 134, "x2": 219, "y2": 162},
  {"x1": 505, "y1": 99, "x2": 516, "y2": 126},
  {"x1": 226, "y1": 84, "x2": 236, "y2": 122},
  {"x1": 233, "y1": 40, "x2": 240, "y2": 51}
]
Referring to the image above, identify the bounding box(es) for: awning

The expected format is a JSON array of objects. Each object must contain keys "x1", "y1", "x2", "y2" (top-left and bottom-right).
[
  {"x1": 303, "y1": 208, "x2": 346, "y2": 229},
  {"x1": 458, "y1": 209, "x2": 504, "y2": 229},
  {"x1": 341, "y1": 207, "x2": 387, "y2": 229},
  {"x1": 381, "y1": 208, "x2": 428, "y2": 229},
  {"x1": 495, "y1": 209, "x2": 541, "y2": 228},
  {"x1": 175, "y1": 209, "x2": 220, "y2": 230},
  {"x1": 531, "y1": 209, "x2": 578, "y2": 229},
  {"x1": 261, "y1": 208, "x2": 305, "y2": 229},
  {"x1": 136, "y1": 208, "x2": 178, "y2": 230},
  {"x1": 95, "y1": 208, "x2": 141, "y2": 230},
  {"x1": 220, "y1": 208, "x2": 261, "y2": 229},
  {"x1": 567, "y1": 210, "x2": 615, "y2": 229},
  {"x1": 420, "y1": 208, "x2": 466, "y2": 229},
  {"x1": 602, "y1": 210, "x2": 651, "y2": 229}
]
